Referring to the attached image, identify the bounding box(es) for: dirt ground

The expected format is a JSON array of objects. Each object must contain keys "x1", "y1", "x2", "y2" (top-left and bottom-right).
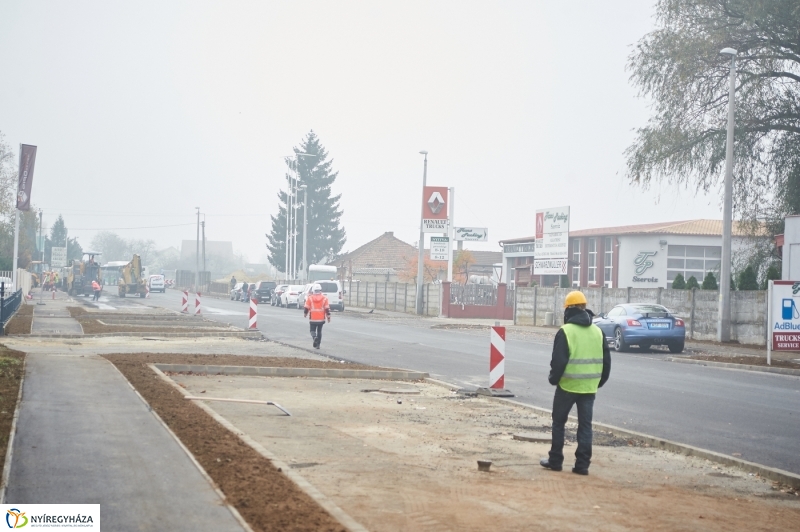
[
  {"x1": 686, "y1": 354, "x2": 800, "y2": 369},
  {"x1": 4, "y1": 305, "x2": 33, "y2": 335},
  {"x1": 0, "y1": 346, "x2": 25, "y2": 476},
  {"x1": 68, "y1": 306, "x2": 240, "y2": 335},
  {"x1": 105, "y1": 353, "x2": 383, "y2": 532},
  {"x1": 167, "y1": 373, "x2": 800, "y2": 532}
]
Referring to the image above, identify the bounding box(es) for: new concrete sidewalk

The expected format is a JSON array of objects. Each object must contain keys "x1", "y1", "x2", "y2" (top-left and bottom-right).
[
  {"x1": 5, "y1": 352, "x2": 245, "y2": 531},
  {"x1": 30, "y1": 297, "x2": 83, "y2": 335}
]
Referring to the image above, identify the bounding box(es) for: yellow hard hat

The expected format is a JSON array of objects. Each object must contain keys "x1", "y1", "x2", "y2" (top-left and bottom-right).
[{"x1": 564, "y1": 290, "x2": 587, "y2": 308}]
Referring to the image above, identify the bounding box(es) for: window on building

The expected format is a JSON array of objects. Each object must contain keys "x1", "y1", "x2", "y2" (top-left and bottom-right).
[
  {"x1": 604, "y1": 237, "x2": 613, "y2": 288},
  {"x1": 571, "y1": 239, "x2": 581, "y2": 286},
  {"x1": 588, "y1": 238, "x2": 597, "y2": 284},
  {"x1": 666, "y1": 245, "x2": 722, "y2": 288}
]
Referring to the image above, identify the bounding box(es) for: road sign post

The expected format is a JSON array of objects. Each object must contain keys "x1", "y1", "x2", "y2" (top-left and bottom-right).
[{"x1": 249, "y1": 298, "x2": 258, "y2": 330}]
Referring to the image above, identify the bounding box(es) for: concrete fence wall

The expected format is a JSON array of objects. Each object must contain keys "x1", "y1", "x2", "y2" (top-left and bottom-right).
[
  {"x1": 344, "y1": 281, "x2": 441, "y2": 317},
  {"x1": 515, "y1": 286, "x2": 768, "y2": 346}
]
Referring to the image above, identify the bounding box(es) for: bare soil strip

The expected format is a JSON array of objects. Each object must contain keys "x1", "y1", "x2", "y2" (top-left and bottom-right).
[
  {"x1": 4, "y1": 305, "x2": 33, "y2": 335},
  {"x1": 104, "y1": 353, "x2": 382, "y2": 532},
  {"x1": 0, "y1": 346, "x2": 25, "y2": 474}
]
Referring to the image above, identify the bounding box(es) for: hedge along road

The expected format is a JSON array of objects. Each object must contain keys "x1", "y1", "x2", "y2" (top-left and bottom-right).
[{"x1": 131, "y1": 290, "x2": 800, "y2": 475}]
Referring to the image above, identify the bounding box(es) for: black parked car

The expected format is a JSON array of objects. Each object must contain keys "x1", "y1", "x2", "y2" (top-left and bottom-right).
[{"x1": 251, "y1": 281, "x2": 277, "y2": 303}]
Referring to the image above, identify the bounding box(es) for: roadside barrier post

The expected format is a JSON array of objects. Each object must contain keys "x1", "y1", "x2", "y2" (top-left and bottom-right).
[
  {"x1": 195, "y1": 292, "x2": 202, "y2": 315},
  {"x1": 145, "y1": 285, "x2": 150, "y2": 298},
  {"x1": 476, "y1": 324, "x2": 514, "y2": 397},
  {"x1": 249, "y1": 298, "x2": 258, "y2": 330},
  {"x1": 181, "y1": 291, "x2": 188, "y2": 313}
]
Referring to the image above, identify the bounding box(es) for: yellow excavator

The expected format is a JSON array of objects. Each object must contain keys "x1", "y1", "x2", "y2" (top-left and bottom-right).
[
  {"x1": 66, "y1": 252, "x2": 102, "y2": 297},
  {"x1": 118, "y1": 254, "x2": 147, "y2": 298}
]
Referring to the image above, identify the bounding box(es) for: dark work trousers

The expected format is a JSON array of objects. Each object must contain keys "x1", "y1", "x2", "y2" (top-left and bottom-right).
[
  {"x1": 93, "y1": 289, "x2": 101, "y2": 301},
  {"x1": 309, "y1": 321, "x2": 324, "y2": 347},
  {"x1": 548, "y1": 386, "x2": 596, "y2": 470}
]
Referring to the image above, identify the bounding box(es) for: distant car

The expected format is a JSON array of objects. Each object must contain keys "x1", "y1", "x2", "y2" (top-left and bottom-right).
[
  {"x1": 251, "y1": 281, "x2": 277, "y2": 303},
  {"x1": 593, "y1": 303, "x2": 685, "y2": 353},
  {"x1": 273, "y1": 284, "x2": 289, "y2": 306},
  {"x1": 230, "y1": 282, "x2": 245, "y2": 300},
  {"x1": 280, "y1": 285, "x2": 305, "y2": 308},
  {"x1": 147, "y1": 275, "x2": 166, "y2": 293},
  {"x1": 297, "y1": 283, "x2": 313, "y2": 309}
]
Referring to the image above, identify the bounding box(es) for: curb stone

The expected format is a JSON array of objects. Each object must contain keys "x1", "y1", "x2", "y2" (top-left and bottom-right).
[
  {"x1": 155, "y1": 364, "x2": 429, "y2": 381},
  {"x1": 423, "y1": 378, "x2": 800, "y2": 489},
  {"x1": 666, "y1": 357, "x2": 800, "y2": 377}
]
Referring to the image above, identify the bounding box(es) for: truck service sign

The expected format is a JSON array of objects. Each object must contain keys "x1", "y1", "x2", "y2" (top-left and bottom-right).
[
  {"x1": 422, "y1": 186, "x2": 449, "y2": 233},
  {"x1": 770, "y1": 280, "x2": 800, "y2": 351}
]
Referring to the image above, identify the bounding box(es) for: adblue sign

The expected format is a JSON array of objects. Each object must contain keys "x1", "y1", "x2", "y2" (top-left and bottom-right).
[{"x1": 769, "y1": 281, "x2": 800, "y2": 354}]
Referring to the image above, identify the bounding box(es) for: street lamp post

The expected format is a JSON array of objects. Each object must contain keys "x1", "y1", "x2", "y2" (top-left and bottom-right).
[
  {"x1": 300, "y1": 184, "x2": 308, "y2": 282},
  {"x1": 718, "y1": 47, "x2": 737, "y2": 342},
  {"x1": 416, "y1": 151, "x2": 428, "y2": 315},
  {"x1": 195, "y1": 207, "x2": 200, "y2": 294}
]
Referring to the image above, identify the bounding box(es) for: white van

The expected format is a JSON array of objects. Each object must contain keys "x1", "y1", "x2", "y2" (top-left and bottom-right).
[
  {"x1": 317, "y1": 280, "x2": 344, "y2": 311},
  {"x1": 148, "y1": 274, "x2": 166, "y2": 293}
]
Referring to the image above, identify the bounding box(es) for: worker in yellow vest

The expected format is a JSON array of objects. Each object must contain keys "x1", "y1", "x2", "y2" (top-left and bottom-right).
[{"x1": 540, "y1": 291, "x2": 611, "y2": 475}]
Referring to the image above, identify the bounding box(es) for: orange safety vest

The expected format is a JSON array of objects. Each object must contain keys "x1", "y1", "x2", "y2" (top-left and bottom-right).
[
  {"x1": 92, "y1": 281, "x2": 100, "y2": 290},
  {"x1": 305, "y1": 294, "x2": 329, "y2": 322}
]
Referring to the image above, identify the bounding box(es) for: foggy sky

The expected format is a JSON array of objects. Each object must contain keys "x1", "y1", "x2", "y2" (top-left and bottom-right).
[{"x1": 0, "y1": 1, "x2": 724, "y2": 263}]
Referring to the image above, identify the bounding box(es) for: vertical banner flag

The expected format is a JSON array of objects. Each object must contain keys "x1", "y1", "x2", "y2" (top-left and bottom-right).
[
  {"x1": 17, "y1": 144, "x2": 37, "y2": 211},
  {"x1": 422, "y1": 186, "x2": 449, "y2": 233}
]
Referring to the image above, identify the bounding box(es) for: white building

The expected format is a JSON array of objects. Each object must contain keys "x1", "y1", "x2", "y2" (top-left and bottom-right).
[{"x1": 500, "y1": 220, "x2": 757, "y2": 289}]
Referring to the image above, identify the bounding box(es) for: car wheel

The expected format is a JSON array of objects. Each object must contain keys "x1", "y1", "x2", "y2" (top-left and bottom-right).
[
  {"x1": 614, "y1": 328, "x2": 629, "y2": 352},
  {"x1": 668, "y1": 341, "x2": 685, "y2": 354}
]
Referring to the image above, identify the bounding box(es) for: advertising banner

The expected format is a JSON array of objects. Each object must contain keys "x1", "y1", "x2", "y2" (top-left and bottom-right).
[
  {"x1": 16, "y1": 144, "x2": 37, "y2": 211},
  {"x1": 534, "y1": 206, "x2": 570, "y2": 270},
  {"x1": 454, "y1": 227, "x2": 488, "y2": 241},
  {"x1": 769, "y1": 280, "x2": 800, "y2": 352},
  {"x1": 422, "y1": 186, "x2": 449, "y2": 233},
  {"x1": 51, "y1": 246, "x2": 68, "y2": 268},
  {"x1": 430, "y1": 236, "x2": 449, "y2": 261},
  {"x1": 533, "y1": 258, "x2": 569, "y2": 275}
]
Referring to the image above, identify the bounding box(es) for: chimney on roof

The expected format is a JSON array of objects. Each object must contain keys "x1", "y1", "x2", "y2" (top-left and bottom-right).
[{"x1": 385, "y1": 231, "x2": 393, "y2": 237}]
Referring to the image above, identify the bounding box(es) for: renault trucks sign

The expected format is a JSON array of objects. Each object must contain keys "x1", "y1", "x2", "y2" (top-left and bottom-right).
[{"x1": 422, "y1": 186, "x2": 449, "y2": 233}]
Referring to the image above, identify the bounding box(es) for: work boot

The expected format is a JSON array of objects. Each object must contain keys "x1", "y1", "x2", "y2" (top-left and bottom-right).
[
  {"x1": 539, "y1": 459, "x2": 562, "y2": 472},
  {"x1": 572, "y1": 467, "x2": 589, "y2": 476}
]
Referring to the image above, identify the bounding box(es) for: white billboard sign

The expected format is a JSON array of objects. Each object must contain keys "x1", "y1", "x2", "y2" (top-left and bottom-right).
[
  {"x1": 50, "y1": 247, "x2": 68, "y2": 268},
  {"x1": 454, "y1": 227, "x2": 488, "y2": 241},
  {"x1": 768, "y1": 281, "x2": 800, "y2": 365},
  {"x1": 423, "y1": 219, "x2": 449, "y2": 233},
  {"x1": 533, "y1": 258, "x2": 569, "y2": 275},
  {"x1": 430, "y1": 236, "x2": 449, "y2": 261}
]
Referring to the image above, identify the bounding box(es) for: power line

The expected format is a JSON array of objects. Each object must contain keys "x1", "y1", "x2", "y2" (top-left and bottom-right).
[{"x1": 69, "y1": 223, "x2": 196, "y2": 231}]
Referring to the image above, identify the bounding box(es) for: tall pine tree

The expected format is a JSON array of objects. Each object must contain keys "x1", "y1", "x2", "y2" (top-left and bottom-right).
[{"x1": 267, "y1": 131, "x2": 346, "y2": 274}]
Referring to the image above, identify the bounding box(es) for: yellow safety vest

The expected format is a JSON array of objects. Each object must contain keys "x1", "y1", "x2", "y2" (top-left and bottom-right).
[{"x1": 559, "y1": 323, "x2": 604, "y2": 394}]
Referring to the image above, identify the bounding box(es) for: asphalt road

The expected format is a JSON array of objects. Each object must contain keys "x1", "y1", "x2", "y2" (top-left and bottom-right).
[{"x1": 103, "y1": 290, "x2": 800, "y2": 475}]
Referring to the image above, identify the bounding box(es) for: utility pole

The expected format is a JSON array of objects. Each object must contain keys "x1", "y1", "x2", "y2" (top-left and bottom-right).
[
  {"x1": 718, "y1": 48, "x2": 737, "y2": 342},
  {"x1": 201, "y1": 218, "x2": 206, "y2": 273},
  {"x1": 416, "y1": 151, "x2": 428, "y2": 315},
  {"x1": 38, "y1": 209, "x2": 43, "y2": 262},
  {"x1": 285, "y1": 161, "x2": 291, "y2": 282},
  {"x1": 195, "y1": 207, "x2": 200, "y2": 293}
]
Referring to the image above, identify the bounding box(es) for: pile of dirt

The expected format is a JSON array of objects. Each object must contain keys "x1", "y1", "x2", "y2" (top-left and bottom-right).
[
  {"x1": 686, "y1": 354, "x2": 800, "y2": 369},
  {"x1": 0, "y1": 346, "x2": 25, "y2": 475},
  {"x1": 4, "y1": 305, "x2": 33, "y2": 335},
  {"x1": 104, "y1": 353, "x2": 383, "y2": 531},
  {"x1": 66, "y1": 306, "x2": 87, "y2": 318}
]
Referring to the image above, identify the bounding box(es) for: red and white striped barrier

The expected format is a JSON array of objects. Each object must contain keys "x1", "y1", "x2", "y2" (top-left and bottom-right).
[
  {"x1": 181, "y1": 291, "x2": 189, "y2": 313},
  {"x1": 489, "y1": 326, "x2": 506, "y2": 389},
  {"x1": 195, "y1": 292, "x2": 202, "y2": 315},
  {"x1": 145, "y1": 285, "x2": 150, "y2": 298},
  {"x1": 249, "y1": 298, "x2": 258, "y2": 329}
]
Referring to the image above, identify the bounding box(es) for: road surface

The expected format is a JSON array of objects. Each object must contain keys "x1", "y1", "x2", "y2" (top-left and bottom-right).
[{"x1": 94, "y1": 290, "x2": 800, "y2": 475}]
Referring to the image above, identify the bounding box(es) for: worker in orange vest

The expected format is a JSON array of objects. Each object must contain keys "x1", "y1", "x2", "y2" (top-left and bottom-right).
[
  {"x1": 91, "y1": 280, "x2": 101, "y2": 301},
  {"x1": 303, "y1": 283, "x2": 331, "y2": 349}
]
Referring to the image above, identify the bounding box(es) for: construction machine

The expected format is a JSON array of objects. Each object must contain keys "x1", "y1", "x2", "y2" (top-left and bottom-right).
[
  {"x1": 66, "y1": 252, "x2": 102, "y2": 297},
  {"x1": 118, "y1": 254, "x2": 147, "y2": 298}
]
